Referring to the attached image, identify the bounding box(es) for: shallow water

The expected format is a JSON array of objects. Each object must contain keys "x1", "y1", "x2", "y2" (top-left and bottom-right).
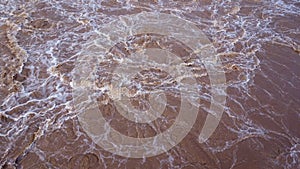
[{"x1": 0, "y1": 0, "x2": 299, "y2": 168}]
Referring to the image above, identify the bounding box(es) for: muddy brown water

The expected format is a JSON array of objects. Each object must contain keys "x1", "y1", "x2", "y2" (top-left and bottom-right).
[{"x1": 0, "y1": 0, "x2": 299, "y2": 169}]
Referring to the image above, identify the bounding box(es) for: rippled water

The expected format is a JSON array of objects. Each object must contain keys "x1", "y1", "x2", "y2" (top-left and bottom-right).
[{"x1": 0, "y1": 0, "x2": 299, "y2": 168}]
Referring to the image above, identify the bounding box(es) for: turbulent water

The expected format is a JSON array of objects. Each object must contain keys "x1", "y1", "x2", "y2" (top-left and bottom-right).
[{"x1": 0, "y1": 0, "x2": 299, "y2": 169}]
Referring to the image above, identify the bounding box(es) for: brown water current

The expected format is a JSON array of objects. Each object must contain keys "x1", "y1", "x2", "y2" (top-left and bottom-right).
[{"x1": 0, "y1": 0, "x2": 300, "y2": 169}]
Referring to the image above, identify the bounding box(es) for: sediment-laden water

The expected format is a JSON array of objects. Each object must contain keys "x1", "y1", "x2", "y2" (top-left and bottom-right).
[{"x1": 0, "y1": 0, "x2": 299, "y2": 168}]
